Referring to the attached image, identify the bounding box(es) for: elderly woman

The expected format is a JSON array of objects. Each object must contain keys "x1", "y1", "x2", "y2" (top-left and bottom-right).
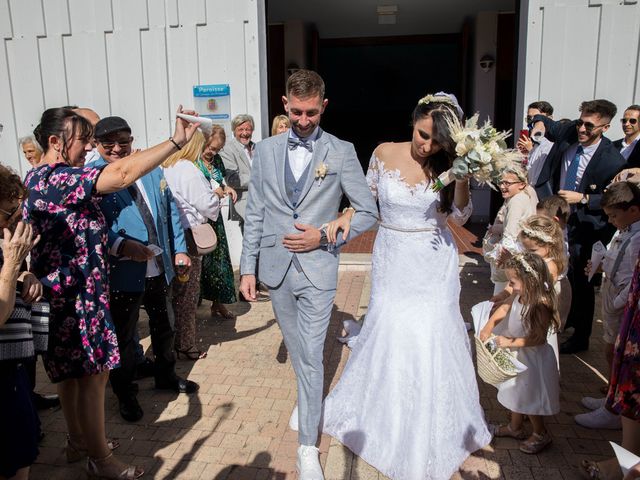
[
  {"x1": 0, "y1": 165, "x2": 42, "y2": 480},
  {"x1": 162, "y1": 130, "x2": 224, "y2": 359},
  {"x1": 23, "y1": 106, "x2": 199, "y2": 479},
  {"x1": 271, "y1": 114, "x2": 290, "y2": 136},
  {"x1": 484, "y1": 163, "x2": 539, "y2": 293},
  {"x1": 197, "y1": 125, "x2": 238, "y2": 319},
  {"x1": 19, "y1": 135, "x2": 43, "y2": 167}
]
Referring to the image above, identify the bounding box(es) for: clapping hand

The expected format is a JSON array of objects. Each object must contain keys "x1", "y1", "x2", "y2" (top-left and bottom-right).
[
  {"x1": 2, "y1": 222, "x2": 40, "y2": 268},
  {"x1": 19, "y1": 272, "x2": 43, "y2": 303}
]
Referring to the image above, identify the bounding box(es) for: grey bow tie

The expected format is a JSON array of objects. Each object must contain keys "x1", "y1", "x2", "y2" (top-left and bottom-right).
[{"x1": 288, "y1": 137, "x2": 313, "y2": 153}]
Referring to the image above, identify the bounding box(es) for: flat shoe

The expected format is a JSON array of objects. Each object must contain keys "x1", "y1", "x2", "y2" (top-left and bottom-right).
[
  {"x1": 489, "y1": 423, "x2": 527, "y2": 440},
  {"x1": 519, "y1": 432, "x2": 552, "y2": 454},
  {"x1": 155, "y1": 377, "x2": 199, "y2": 394}
]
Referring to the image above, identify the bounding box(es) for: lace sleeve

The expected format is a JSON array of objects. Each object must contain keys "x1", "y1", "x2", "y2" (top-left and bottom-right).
[
  {"x1": 365, "y1": 154, "x2": 380, "y2": 200},
  {"x1": 448, "y1": 198, "x2": 473, "y2": 226}
]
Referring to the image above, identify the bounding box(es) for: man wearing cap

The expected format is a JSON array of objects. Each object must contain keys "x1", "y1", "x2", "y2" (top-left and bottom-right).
[{"x1": 88, "y1": 116, "x2": 199, "y2": 422}]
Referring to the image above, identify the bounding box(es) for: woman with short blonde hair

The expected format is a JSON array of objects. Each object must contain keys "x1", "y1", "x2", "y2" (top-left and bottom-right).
[
  {"x1": 162, "y1": 130, "x2": 225, "y2": 359},
  {"x1": 271, "y1": 115, "x2": 290, "y2": 136}
]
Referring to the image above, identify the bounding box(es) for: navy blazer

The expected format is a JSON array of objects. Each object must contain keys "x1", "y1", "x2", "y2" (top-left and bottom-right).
[
  {"x1": 613, "y1": 138, "x2": 640, "y2": 169},
  {"x1": 89, "y1": 157, "x2": 187, "y2": 292},
  {"x1": 533, "y1": 116, "x2": 626, "y2": 247}
]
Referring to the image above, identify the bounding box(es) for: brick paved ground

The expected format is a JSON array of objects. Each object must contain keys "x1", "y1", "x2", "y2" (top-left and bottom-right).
[{"x1": 31, "y1": 252, "x2": 619, "y2": 479}]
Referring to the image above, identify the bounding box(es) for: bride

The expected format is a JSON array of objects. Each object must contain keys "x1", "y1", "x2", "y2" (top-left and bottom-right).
[{"x1": 322, "y1": 93, "x2": 491, "y2": 479}]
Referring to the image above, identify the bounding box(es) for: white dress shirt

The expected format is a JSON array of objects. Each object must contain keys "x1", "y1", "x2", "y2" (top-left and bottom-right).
[
  {"x1": 560, "y1": 140, "x2": 601, "y2": 189},
  {"x1": 288, "y1": 128, "x2": 320, "y2": 181},
  {"x1": 620, "y1": 137, "x2": 639, "y2": 161},
  {"x1": 163, "y1": 160, "x2": 221, "y2": 230},
  {"x1": 527, "y1": 136, "x2": 553, "y2": 185}
]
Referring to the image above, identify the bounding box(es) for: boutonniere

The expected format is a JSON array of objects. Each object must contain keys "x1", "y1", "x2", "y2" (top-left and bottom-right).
[
  {"x1": 589, "y1": 184, "x2": 597, "y2": 191},
  {"x1": 315, "y1": 163, "x2": 329, "y2": 185},
  {"x1": 160, "y1": 179, "x2": 168, "y2": 193}
]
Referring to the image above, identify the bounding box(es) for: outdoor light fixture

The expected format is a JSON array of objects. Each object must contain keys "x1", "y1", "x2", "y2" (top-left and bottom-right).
[{"x1": 377, "y1": 5, "x2": 398, "y2": 25}]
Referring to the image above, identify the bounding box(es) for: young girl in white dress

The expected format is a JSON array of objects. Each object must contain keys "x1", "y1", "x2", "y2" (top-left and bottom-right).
[
  {"x1": 480, "y1": 252, "x2": 561, "y2": 454},
  {"x1": 491, "y1": 214, "x2": 568, "y2": 368},
  {"x1": 320, "y1": 93, "x2": 491, "y2": 480}
]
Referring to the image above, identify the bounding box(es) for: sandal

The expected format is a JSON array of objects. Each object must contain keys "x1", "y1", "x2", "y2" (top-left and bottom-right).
[
  {"x1": 519, "y1": 432, "x2": 552, "y2": 454},
  {"x1": 86, "y1": 452, "x2": 144, "y2": 479},
  {"x1": 489, "y1": 423, "x2": 527, "y2": 440},
  {"x1": 66, "y1": 434, "x2": 120, "y2": 463},
  {"x1": 175, "y1": 347, "x2": 208, "y2": 360},
  {"x1": 210, "y1": 304, "x2": 236, "y2": 320},
  {"x1": 579, "y1": 459, "x2": 621, "y2": 480}
]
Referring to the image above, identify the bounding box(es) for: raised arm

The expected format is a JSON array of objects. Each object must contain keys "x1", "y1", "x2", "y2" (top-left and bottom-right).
[{"x1": 95, "y1": 107, "x2": 200, "y2": 194}]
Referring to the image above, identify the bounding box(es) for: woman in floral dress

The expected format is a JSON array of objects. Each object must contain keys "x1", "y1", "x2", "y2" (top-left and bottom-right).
[
  {"x1": 581, "y1": 251, "x2": 640, "y2": 479},
  {"x1": 198, "y1": 126, "x2": 238, "y2": 319},
  {"x1": 24, "y1": 106, "x2": 199, "y2": 479}
]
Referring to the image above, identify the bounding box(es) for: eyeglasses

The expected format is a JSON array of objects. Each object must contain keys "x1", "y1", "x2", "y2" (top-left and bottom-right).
[
  {"x1": 621, "y1": 118, "x2": 639, "y2": 125},
  {"x1": 499, "y1": 180, "x2": 524, "y2": 187},
  {"x1": 575, "y1": 119, "x2": 609, "y2": 132},
  {"x1": 525, "y1": 115, "x2": 534, "y2": 124},
  {"x1": 98, "y1": 138, "x2": 132, "y2": 150},
  {"x1": 0, "y1": 203, "x2": 21, "y2": 218}
]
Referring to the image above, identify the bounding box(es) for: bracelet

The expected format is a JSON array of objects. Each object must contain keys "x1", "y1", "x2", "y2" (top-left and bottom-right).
[
  {"x1": 342, "y1": 207, "x2": 355, "y2": 214},
  {"x1": 169, "y1": 137, "x2": 182, "y2": 151}
]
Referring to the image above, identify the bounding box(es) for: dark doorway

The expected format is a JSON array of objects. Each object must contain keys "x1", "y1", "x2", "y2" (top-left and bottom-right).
[{"x1": 317, "y1": 34, "x2": 463, "y2": 167}]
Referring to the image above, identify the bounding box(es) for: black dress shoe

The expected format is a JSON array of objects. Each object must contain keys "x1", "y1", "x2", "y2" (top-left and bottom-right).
[
  {"x1": 119, "y1": 396, "x2": 144, "y2": 422},
  {"x1": 135, "y1": 357, "x2": 155, "y2": 379},
  {"x1": 560, "y1": 338, "x2": 589, "y2": 354},
  {"x1": 155, "y1": 376, "x2": 199, "y2": 394},
  {"x1": 33, "y1": 392, "x2": 60, "y2": 410}
]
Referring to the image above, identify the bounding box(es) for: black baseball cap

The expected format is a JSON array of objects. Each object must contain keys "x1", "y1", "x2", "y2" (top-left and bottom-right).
[{"x1": 94, "y1": 116, "x2": 131, "y2": 139}]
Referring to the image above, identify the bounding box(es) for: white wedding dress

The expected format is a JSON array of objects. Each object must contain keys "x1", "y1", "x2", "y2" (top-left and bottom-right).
[{"x1": 322, "y1": 155, "x2": 492, "y2": 480}]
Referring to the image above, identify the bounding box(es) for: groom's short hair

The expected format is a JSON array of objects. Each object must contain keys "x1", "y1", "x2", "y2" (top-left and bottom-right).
[{"x1": 286, "y1": 69, "x2": 325, "y2": 100}]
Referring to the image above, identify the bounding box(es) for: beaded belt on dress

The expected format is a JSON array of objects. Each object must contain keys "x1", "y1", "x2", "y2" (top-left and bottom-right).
[{"x1": 379, "y1": 223, "x2": 441, "y2": 232}]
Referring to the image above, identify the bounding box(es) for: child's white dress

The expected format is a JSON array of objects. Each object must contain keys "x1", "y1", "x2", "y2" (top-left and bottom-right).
[{"x1": 493, "y1": 296, "x2": 560, "y2": 415}]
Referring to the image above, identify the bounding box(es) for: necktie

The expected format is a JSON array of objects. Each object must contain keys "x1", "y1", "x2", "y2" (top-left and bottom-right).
[
  {"x1": 563, "y1": 145, "x2": 584, "y2": 191},
  {"x1": 288, "y1": 137, "x2": 313, "y2": 153},
  {"x1": 128, "y1": 184, "x2": 164, "y2": 272}
]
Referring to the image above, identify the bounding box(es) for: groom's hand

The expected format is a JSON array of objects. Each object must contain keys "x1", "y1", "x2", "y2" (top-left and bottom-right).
[
  {"x1": 240, "y1": 274, "x2": 257, "y2": 301},
  {"x1": 283, "y1": 223, "x2": 321, "y2": 252}
]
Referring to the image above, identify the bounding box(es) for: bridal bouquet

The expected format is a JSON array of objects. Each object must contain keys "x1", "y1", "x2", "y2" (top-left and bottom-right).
[{"x1": 432, "y1": 114, "x2": 524, "y2": 192}]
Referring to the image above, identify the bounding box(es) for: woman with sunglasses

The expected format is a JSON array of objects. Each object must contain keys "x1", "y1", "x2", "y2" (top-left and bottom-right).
[{"x1": 22, "y1": 106, "x2": 200, "y2": 479}]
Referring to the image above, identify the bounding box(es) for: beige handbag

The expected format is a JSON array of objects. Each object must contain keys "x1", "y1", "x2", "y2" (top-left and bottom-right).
[{"x1": 185, "y1": 223, "x2": 217, "y2": 256}]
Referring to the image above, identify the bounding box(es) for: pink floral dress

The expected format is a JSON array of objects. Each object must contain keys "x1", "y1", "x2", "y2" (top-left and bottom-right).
[{"x1": 23, "y1": 163, "x2": 120, "y2": 382}]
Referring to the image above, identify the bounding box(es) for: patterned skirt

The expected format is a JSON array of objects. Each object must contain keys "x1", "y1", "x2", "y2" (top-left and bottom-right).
[{"x1": 200, "y1": 216, "x2": 237, "y2": 304}]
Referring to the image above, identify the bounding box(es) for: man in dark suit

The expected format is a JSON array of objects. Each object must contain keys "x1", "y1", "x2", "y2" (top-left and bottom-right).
[
  {"x1": 533, "y1": 99, "x2": 627, "y2": 353},
  {"x1": 89, "y1": 116, "x2": 199, "y2": 422},
  {"x1": 613, "y1": 105, "x2": 640, "y2": 168}
]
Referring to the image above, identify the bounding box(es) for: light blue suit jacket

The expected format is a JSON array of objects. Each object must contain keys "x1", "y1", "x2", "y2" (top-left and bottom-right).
[
  {"x1": 89, "y1": 157, "x2": 187, "y2": 292},
  {"x1": 240, "y1": 129, "x2": 378, "y2": 290}
]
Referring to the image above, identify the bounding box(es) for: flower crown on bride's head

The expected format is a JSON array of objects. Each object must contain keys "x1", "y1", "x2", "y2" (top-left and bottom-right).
[{"x1": 417, "y1": 92, "x2": 464, "y2": 120}]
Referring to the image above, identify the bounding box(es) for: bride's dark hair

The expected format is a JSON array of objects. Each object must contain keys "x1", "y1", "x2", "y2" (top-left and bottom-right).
[{"x1": 411, "y1": 101, "x2": 458, "y2": 214}]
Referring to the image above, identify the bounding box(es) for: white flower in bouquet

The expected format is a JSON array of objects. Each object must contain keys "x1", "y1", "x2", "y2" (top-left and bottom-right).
[{"x1": 432, "y1": 113, "x2": 524, "y2": 192}]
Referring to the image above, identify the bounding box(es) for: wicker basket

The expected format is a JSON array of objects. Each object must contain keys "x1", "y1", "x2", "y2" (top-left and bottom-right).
[{"x1": 474, "y1": 336, "x2": 518, "y2": 386}]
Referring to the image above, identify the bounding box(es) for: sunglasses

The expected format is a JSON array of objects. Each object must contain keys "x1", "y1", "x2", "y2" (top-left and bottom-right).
[
  {"x1": 0, "y1": 203, "x2": 21, "y2": 218},
  {"x1": 621, "y1": 118, "x2": 639, "y2": 125},
  {"x1": 525, "y1": 115, "x2": 534, "y2": 124},
  {"x1": 575, "y1": 119, "x2": 609, "y2": 132},
  {"x1": 97, "y1": 138, "x2": 133, "y2": 150}
]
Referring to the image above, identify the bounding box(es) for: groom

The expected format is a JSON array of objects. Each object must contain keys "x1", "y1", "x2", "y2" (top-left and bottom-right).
[{"x1": 239, "y1": 70, "x2": 378, "y2": 479}]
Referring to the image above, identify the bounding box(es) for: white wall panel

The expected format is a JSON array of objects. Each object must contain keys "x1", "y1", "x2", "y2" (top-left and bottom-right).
[
  {"x1": 519, "y1": 0, "x2": 640, "y2": 130},
  {"x1": 6, "y1": 37, "x2": 45, "y2": 136},
  {"x1": 0, "y1": 0, "x2": 267, "y2": 180}
]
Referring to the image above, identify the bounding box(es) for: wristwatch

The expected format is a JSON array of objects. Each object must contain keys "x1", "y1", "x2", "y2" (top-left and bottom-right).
[
  {"x1": 580, "y1": 194, "x2": 589, "y2": 205},
  {"x1": 319, "y1": 226, "x2": 329, "y2": 247}
]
